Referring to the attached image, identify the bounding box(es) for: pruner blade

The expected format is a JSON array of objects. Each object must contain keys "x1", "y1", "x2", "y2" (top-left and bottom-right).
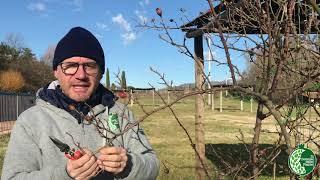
[{"x1": 49, "y1": 136, "x2": 70, "y2": 154}]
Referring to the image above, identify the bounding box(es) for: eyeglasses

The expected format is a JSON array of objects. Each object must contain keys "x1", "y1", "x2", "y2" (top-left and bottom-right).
[{"x1": 59, "y1": 62, "x2": 99, "y2": 76}]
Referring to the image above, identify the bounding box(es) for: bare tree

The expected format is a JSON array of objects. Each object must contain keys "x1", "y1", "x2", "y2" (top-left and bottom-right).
[
  {"x1": 4, "y1": 33, "x2": 25, "y2": 51},
  {"x1": 137, "y1": 0, "x2": 320, "y2": 179},
  {"x1": 40, "y1": 45, "x2": 56, "y2": 67}
]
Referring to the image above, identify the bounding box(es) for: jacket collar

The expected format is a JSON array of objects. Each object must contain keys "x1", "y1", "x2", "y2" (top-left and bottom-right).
[{"x1": 37, "y1": 80, "x2": 117, "y2": 124}]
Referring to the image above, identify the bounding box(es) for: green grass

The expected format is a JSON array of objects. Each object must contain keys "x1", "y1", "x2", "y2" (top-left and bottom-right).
[
  {"x1": 0, "y1": 134, "x2": 10, "y2": 174},
  {"x1": 1, "y1": 93, "x2": 317, "y2": 179},
  {"x1": 130, "y1": 94, "x2": 289, "y2": 179}
]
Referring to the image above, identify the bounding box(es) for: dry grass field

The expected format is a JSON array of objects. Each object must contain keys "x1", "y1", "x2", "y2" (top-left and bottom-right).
[
  {"x1": 1, "y1": 93, "x2": 317, "y2": 179},
  {"x1": 130, "y1": 94, "x2": 291, "y2": 179}
]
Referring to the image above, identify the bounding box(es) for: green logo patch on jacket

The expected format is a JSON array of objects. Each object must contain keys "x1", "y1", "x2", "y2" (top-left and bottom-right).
[{"x1": 108, "y1": 113, "x2": 120, "y2": 131}]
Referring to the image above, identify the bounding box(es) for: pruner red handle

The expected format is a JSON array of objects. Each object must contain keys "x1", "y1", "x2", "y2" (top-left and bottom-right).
[{"x1": 64, "y1": 150, "x2": 83, "y2": 160}]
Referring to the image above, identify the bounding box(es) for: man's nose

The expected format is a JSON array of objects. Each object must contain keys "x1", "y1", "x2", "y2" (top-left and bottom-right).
[{"x1": 74, "y1": 64, "x2": 87, "y2": 79}]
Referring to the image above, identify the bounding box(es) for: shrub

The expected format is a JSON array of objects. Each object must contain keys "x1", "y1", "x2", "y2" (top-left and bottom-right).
[{"x1": 0, "y1": 69, "x2": 25, "y2": 92}]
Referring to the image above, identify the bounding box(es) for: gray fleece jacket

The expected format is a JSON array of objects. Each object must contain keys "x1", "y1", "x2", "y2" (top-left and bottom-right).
[{"x1": 1, "y1": 97, "x2": 159, "y2": 179}]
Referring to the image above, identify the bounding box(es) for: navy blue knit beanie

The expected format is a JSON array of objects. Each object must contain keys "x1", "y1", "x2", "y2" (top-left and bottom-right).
[{"x1": 53, "y1": 27, "x2": 105, "y2": 73}]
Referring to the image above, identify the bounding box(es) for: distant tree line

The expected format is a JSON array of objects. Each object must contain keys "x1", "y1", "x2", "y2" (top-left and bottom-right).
[
  {"x1": 0, "y1": 33, "x2": 136, "y2": 94},
  {"x1": 0, "y1": 34, "x2": 55, "y2": 93}
]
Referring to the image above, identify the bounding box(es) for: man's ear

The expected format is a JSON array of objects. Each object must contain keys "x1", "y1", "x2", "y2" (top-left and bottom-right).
[
  {"x1": 53, "y1": 69, "x2": 58, "y2": 79},
  {"x1": 97, "y1": 71, "x2": 103, "y2": 80}
]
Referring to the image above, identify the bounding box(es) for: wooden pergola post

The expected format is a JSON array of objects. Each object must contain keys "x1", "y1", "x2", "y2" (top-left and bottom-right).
[
  {"x1": 250, "y1": 87, "x2": 253, "y2": 113},
  {"x1": 194, "y1": 35, "x2": 206, "y2": 180},
  {"x1": 250, "y1": 98, "x2": 253, "y2": 112},
  {"x1": 211, "y1": 92, "x2": 215, "y2": 111},
  {"x1": 152, "y1": 89, "x2": 155, "y2": 109},
  {"x1": 220, "y1": 87, "x2": 223, "y2": 112},
  {"x1": 130, "y1": 89, "x2": 133, "y2": 107},
  {"x1": 240, "y1": 96, "x2": 244, "y2": 111}
]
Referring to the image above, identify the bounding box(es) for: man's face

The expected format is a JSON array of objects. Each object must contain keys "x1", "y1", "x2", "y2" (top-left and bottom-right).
[{"x1": 54, "y1": 57, "x2": 102, "y2": 102}]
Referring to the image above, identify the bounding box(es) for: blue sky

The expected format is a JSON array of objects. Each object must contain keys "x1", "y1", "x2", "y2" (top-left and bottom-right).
[{"x1": 0, "y1": 1, "x2": 249, "y2": 89}]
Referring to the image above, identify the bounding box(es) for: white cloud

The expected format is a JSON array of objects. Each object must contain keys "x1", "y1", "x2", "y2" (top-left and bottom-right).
[
  {"x1": 134, "y1": 10, "x2": 147, "y2": 24},
  {"x1": 138, "y1": 15, "x2": 147, "y2": 24},
  {"x1": 27, "y1": 2, "x2": 46, "y2": 12},
  {"x1": 122, "y1": 32, "x2": 137, "y2": 44},
  {"x1": 96, "y1": 22, "x2": 109, "y2": 31},
  {"x1": 139, "y1": 0, "x2": 150, "y2": 7},
  {"x1": 94, "y1": 33, "x2": 103, "y2": 39},
  {"x1": 112, "y1": 14, "x2": 137, "y2": 44},
  {"x1": 112, "y1": 14, "x2": 132, "y2": 32},
  {"x1": 71, "y1": 0, "x2": 83, "y2": 12},
  {"x1": 27, "y1": 0, "x2": 83, "y2": 16},
  {"x1": 135, "y1": 0, "x2": 149, "y2": 24}
]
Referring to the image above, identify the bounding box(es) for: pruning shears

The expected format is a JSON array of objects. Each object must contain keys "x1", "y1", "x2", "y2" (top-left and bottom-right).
[{"x1": 49, "y1": 136, "x2": 83, "y2": 160}]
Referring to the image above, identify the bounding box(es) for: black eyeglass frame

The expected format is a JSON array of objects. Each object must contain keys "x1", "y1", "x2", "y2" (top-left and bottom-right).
[{"x1": 59, "y1": 62, "x2": 100, "y2": 76}]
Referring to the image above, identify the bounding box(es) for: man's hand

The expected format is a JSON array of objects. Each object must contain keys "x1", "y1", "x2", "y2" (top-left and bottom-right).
[
  {"x1": 66, "y1": 149, "x2": 99, "y2": 180},
  {"x1": 97, "y1": 147, "x2": 128, "y2": 174}
]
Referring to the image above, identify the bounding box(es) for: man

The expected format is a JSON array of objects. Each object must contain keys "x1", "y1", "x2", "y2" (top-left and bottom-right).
[{"x1": 1, "y1": 27, "x2": 159, "y2": 180}]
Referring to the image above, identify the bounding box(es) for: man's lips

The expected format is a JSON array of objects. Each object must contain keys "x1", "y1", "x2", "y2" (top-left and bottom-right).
[{"x1": 72, "y1": 84, "x2": 90, "y2": 92}]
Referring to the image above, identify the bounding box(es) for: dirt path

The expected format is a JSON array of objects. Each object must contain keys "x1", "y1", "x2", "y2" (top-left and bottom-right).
[{"x1": 0, "y1": 121, "x2": 15, "y2": 135}]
